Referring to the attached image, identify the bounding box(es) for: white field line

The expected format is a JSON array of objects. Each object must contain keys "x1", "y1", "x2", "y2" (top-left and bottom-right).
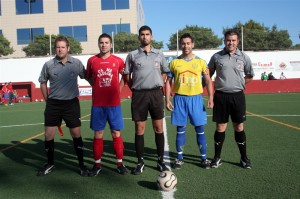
[
  {"x1": 0, "y1": 123, "x2": 44, "y2": 128},
  {"x1": 161, "y1": 116, "x2": 176, "y2": 199},
  {"x1": 0, "y1": 115, "x2": 176, "y2": 198},
  {"x1": 0, "y1": 115, "x2": 299, "y2": 129}
]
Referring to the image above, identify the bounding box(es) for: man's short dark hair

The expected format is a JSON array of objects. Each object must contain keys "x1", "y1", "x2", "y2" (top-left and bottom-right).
[
  {"x1": 54, "y1": 36, "x2": 70, "y2": 48},
  {"x1": 98, "y1": 33, "x2": 112, "y2": 43},
  {"x1": 180, "y1": 33, "x2": 194, "y2": 44},
  {"x1": 224, "y1": 29, "x2": 240, "y2": 39},
  {"x1": 139, "y1": 25, "x2": 152, "y2": 35}
]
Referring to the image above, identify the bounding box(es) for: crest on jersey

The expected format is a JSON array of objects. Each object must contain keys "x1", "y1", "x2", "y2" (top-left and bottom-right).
[
  {"x1": 97, "y1": 68, "x2": 113, "y2": 87},
  {"x1": 155, "y1": 61, "x2": 160, "y2": 68},
  {"x1": 192, "y1": 64, "x2": 198, "y2": 69},
  {"x1": 236, "y1": 60, "x2": 244, "y2": 71}
]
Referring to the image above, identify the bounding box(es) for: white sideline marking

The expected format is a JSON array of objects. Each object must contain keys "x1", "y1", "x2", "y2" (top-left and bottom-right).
[
  {"x1": 163, "y1": 117, "x2": 171, "y2": 170},
  {"x1": 0, "y1": 115, "x2": 298, "y2": 129},
  {"x1": 161, "y1": 117, "x2": 176, "y2": 199},
  {"x1": 0, "y1": 123, "x2": 44, "y2": 128}
]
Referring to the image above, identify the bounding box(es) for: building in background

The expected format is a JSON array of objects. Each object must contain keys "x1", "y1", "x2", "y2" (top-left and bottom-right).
[{"x1": 0, "y1": 0, "x2": 145, "y2": 58}]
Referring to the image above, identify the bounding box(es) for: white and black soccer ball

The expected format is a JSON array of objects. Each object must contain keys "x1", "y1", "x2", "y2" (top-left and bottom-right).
[{"x1": 157, "y1": 170, "x2": 177, "y2": 191}]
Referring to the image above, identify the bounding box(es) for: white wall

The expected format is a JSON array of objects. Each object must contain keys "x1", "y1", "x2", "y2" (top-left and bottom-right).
[
  {"x1": 165, "y1": 50, "x2": 300, "y2": 80},
  {"x1": 1, "y1": 50, "x2": 299, "y2": 87}
]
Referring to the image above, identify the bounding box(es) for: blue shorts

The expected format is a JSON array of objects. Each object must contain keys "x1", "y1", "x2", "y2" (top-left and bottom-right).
[
  {"x1": 90, "y1": 106, "x2": 124, "y2": 131},
  {"x1": 171, "y1": 94, "x2": 207, "y2": 126}
]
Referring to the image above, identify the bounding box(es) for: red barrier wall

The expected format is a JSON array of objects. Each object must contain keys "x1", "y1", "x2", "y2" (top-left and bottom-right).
[
  {"x1": 244, "y1": 78, "x2": 300, "y2": 94},
  {"x1": 121, "y1": 78, "x2": 300, "y2": 97},
  {"x1": 3, "y1": 79, "x2": 299, "y2": 103}
]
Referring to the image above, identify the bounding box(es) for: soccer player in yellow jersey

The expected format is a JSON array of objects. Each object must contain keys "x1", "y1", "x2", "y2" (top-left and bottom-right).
[{"x1": 165, "y1": 33, "x2": 214, "y2": 169}]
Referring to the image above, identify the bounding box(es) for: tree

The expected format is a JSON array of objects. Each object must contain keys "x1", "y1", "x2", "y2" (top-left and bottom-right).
[
  {"x1": 291, "y1": 44, "x2": 300, "y2": 50},
  {"x1": 227, "y1": 20, "x2": 293, "y2": 51},
  {"x1": 114, "y1": 32, "x2": 140, "y2": 52},
  {"x1": 22, "y1": 34, "x2": 82, "y2": 56},
  {"x1": 267, "y1": 26, "x2": 292, "y2": 50},
  {"x1": 0, "y1": 35, "x2": 14, "y2": 57},
  {"x1": 113, "y1": 32, "x2": 164, "y2": 53},
  {"x1": 150, "y1": 40, "x2": 164, "y2": 50},
  {"x1": 167, "y1": 25, "x2": 222, "y2": 50}
]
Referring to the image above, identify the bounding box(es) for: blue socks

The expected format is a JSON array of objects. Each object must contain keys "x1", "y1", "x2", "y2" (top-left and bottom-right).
[
  {"x1": 176, "y1": 126, "x2": 186, "y2": 160},
  {"x1": 195, "y1": 125, "x2": 207, "y2": 160},
  {"x1": 176, "y1": 126, "x2": 208, "y2": 161}
]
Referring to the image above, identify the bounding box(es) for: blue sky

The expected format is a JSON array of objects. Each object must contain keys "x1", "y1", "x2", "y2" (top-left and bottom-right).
[{"x1": 142, "y1": 0, "x2": 300, "y2": 49}]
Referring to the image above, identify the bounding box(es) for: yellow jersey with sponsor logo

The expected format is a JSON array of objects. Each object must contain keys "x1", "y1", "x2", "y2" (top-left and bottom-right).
[{"x1": 169, "y1": 55, "x2": 208, "y2": 96}]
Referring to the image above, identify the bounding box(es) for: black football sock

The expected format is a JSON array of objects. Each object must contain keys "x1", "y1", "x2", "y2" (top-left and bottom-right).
[
  {"x1": 235, "y1": 131, "x2": 247, "y2": 160},
  {"x1": 155, "y1": 132, "x2": 165, "y2": 163},
  {"x1": 214, "y1": 131, "x2": 225, "y2": 159},
  {"x1": 135, "y1": 134, "x2": 144, "y2": 164},
  {"x1": 73, "y1": 137, "x2": 84, "y2": 167},
  {"x1": 45, "y1": 139, "x2": 54, "y2": 165}
]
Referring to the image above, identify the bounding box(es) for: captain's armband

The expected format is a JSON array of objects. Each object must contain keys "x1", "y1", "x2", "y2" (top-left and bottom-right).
[{"x1": 202, "y1": 68, "x2": 210, "y2": 75}]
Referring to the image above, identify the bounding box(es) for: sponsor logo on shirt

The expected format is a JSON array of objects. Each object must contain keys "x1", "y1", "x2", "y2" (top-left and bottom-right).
[{"x1": 179, "y1": 70, "x2": 199, "y2": 86}]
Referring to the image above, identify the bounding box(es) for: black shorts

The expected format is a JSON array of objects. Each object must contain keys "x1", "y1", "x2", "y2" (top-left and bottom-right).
[
  {"x1": 44, "y1": 98, "x2": 81, "y2": 128},
  {"x1": 131, "y1": 88, "x2": 164, "y2": 121},
  {"x1": 213, "y1": 91, "x2": 246, "y2": 123}
]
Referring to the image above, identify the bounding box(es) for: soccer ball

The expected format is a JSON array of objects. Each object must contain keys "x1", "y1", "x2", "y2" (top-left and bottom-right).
[{"x1": 157, "y1": 171, "x2": 177, "y2": 191}]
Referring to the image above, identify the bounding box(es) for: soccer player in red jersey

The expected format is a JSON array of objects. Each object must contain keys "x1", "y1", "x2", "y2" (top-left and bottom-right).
[
  {"x1": 7, "y1": 82, "x2": 14, "y2": 105},
  {"x1": 86, "y1": 33, "x2": 128, "y2": 176}
]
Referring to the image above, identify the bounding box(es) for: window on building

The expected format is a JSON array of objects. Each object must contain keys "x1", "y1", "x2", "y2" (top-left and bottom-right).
[
  {"x1": 102, "y1": 24, "x2": 130, "y2": 35},
  {"x1": 59, "y1": 26, "x2": 87, "y2": 42},
  {"x1": 15, "y1": 0, "x2": 43, "y2": 15},
  {"x1": 116, "y1": 0, "x2": 129, "y2": 9},
  {"x1": 17, "y1": 28, "x2": 44, "y2": 44},
  {"x1": 0, "y1": 30, "x2": 2, "y2": 35},
  {"x1": 101, "y1": 0, "x2": 129, "y2": 10},
  {"x1": 58, "y1": 0, "x2": 86, "y2": 12}
]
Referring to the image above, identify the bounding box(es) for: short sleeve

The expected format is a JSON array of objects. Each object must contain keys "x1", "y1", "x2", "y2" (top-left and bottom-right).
[
  {"x1": 124, "y1": 52, "x2": 133, "y2": 75},
  {"x1": 38, "y1": 63, "x2": 48, "y2": 83}
]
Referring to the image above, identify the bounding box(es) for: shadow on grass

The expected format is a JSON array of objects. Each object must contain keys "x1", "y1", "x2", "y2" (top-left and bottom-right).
[
  {"x1": 168, "y1": 150, "x2": 243, "y2": 169},
  {"x1": 0, "y1": 136, "x2": 168, "y2": 176},
  {"x1": 137, "y1": 180, "x2": 158, "y2": 191}
]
